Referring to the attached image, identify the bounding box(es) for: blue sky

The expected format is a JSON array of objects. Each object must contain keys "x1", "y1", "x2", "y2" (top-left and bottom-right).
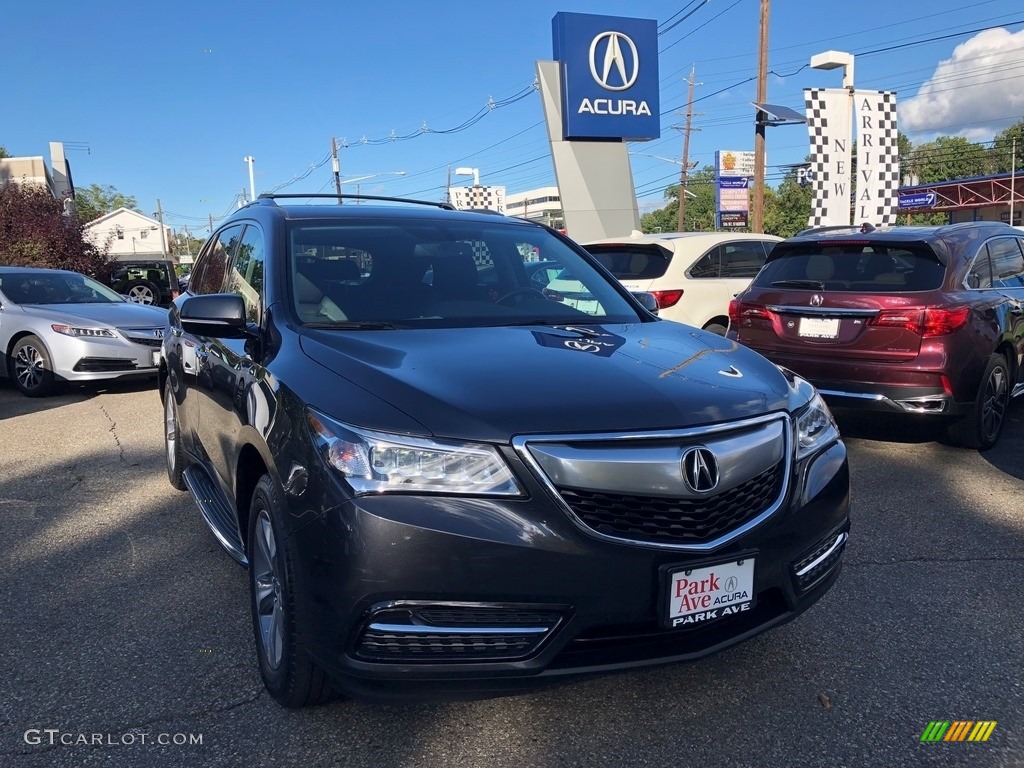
[{"x1": 3, "y1": 0, "x2": 1023, "y2": 234}]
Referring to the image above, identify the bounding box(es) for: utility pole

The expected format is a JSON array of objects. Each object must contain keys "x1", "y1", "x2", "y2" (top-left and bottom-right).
[
  {"x1": 445, "y1": 164, "x2": 452, "y2": 205},
  {"x1": 155, "y1": 198, "x2": 168, "y2": 257},
  {"x1": 751, "y1": 0, "x2": 771, "y2": 233},
  {"x1": 332, "y1": 137, "x2": 343, "y2": 205},
  {"x1": 1010, "y1": 136, "x2": 1017, "y2": 226},
  {"x1": 183, "y1": 225, "x2": 192, "y2": 258},
  {"x1": 676, "y1": 67, "x2": 698, "y2": 232},
  {"x1": 208, "y1": 214, "x2": 214, "y2": 234}
]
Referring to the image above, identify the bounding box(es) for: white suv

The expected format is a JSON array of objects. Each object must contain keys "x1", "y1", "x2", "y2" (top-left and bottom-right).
[{"x1": 582, "y1": 231, "x2": 782, "y2": 334}]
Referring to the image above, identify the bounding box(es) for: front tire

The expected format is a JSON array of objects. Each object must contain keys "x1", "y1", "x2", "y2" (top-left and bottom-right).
[
  {"x1": 247, "y1": 475, "x2": 335, "y2": 708},
  {"x1": 164, "y1": 387, "x2": 187, "y2": 490},
  {"x1": 10, "y1": 335, "x2": 56, "y2": 397},
  {"x1": 947, "y1": 353, "x2": 1010, "y2": 450}
]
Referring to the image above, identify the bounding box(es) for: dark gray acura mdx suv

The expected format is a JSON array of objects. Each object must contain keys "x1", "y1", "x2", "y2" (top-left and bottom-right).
[{"x1": 160, "y1": 194, "x2": 850, "y2": 707}]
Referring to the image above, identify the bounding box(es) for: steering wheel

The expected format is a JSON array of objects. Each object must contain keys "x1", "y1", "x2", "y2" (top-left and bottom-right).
[{"x1": 496, "y1": 287, "x2": 547, "y2": 306}]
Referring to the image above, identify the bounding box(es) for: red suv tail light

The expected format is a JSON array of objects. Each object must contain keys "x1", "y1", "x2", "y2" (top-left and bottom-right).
[
  {"x1": 922, "y1": 306, "x2": 970, "y2": 337},
  {"x1": 651, "y1": 289, "x2": 683, "y2": 309},
  {"x1": 728, "y1": 299, "x2": 769, "y2": 325},
  {"x1": 871, "y1": 307, "x2": 969, "y2": 337}
]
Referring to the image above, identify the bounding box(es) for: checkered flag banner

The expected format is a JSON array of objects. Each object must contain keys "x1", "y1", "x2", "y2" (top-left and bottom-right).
[
  {"x1": 853, "y1": 90, "x2": 900, "y2": 227},
  {"x1": 804, "y1": 88, "x2": 853, "y2": 228}
]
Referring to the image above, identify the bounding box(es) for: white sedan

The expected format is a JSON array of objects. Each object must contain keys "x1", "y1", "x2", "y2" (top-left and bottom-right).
[{"x1": 0, "y1": 267, "x2": 168, "y2": 397}]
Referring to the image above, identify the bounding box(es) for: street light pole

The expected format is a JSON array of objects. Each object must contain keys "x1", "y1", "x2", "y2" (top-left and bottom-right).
[{"x1": 243, "y1": 156, "x2": 256, "y2": 203}]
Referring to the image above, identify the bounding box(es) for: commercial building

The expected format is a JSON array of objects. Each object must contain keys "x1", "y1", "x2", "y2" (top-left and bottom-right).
[{"x1": 505, "y1": 186, "x2": 565, "y2": 230}]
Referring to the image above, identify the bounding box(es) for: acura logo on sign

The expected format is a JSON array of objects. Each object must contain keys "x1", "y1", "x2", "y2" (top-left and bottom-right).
[
  {"x1": 589, "y1": 31, "x2": 639, "y2": 91},
  {"x1": 682, "y1": 447, "x2": 719, "y2": 493}
]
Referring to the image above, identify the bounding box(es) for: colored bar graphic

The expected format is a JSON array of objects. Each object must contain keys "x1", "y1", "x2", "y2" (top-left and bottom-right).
[
  {"x1": 921, "y1": 722, "x2": 949, "y2": 742},
  {"x1": 921, "y1": 721, "x2": 996, "y2": 742}
]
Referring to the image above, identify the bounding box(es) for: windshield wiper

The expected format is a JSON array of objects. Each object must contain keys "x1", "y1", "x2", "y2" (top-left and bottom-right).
[
  {"x1": 304, "y1": 321, "x2": 398, "y2": 330},
  {"x1": 770, "y1": 279, "x2": 826, "y2": 290}
]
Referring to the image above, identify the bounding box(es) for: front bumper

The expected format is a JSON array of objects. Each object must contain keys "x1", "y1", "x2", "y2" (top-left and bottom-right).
[
  {"x1": 48, "y1": 332, "x2": 161, "y2": 382},
  {"x1": 288, "y1": 437, "x2": 851, "y2": 701}
]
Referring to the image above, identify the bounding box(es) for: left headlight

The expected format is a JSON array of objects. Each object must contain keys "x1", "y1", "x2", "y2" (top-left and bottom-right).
[
  {"x1": 306, "y1": 408, "x2": 523, "y2": 497},
  {"x1": 51, "y1": 324, "x2": 116, "y2": 338},
  {"x1": 794, "y1": 392, "x2": 839, "y2": 459}
]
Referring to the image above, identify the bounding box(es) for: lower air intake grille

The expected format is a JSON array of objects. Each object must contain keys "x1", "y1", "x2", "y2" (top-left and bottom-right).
[
  {"x1": 355, "y1": 603, "x2": 564, "y2": 663},
  {"x1": 558, "y1": 461, "x2": 784, "y2": 545},
  {"x1": 358, "y1": 627, "x2": 542, "y2": 660},
  {"x1": 792, "y1": 531, "x2": 848, "y2": 593}
]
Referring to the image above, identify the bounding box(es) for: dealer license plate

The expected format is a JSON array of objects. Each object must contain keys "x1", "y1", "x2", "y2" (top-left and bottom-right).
[
  {"x1": 666, "y1": 559, "x2": 755, "y2": 628},
  {"x1": 798, "y1": 317, "x2": 840, "y2": 339},
  {"x1": 151, "y1": 350, "x2": 161, "y2": 367}
]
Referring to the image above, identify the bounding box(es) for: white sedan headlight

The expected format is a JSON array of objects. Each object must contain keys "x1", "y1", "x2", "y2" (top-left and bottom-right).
[
  {"x1": 794, "y1": 392, "x2": 839, "y2": 459},
  {"x1": 51, "y1": 324, "x2": 116, "y2": 338},
  {"x1": 306, "y1": 409, "x2": 522, "y2": 497}
]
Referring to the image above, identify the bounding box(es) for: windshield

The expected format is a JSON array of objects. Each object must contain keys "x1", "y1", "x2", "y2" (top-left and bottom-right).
[
  {"x1": 0, "y1": 271, "x2": 126, "y2": 305},
  {"x1": 288, "y1": 219, "x2": 643, "y2": 327}
]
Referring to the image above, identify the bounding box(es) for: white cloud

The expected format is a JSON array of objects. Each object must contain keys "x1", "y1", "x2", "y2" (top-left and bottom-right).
[{"x1": 899, "y1": 27, "x2": 1024, "y2": 138}]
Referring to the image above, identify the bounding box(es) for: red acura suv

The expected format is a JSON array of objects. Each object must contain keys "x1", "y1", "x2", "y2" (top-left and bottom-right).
[{"x1": 728, "y1": 222, "x2": 1024, "y2": 450}]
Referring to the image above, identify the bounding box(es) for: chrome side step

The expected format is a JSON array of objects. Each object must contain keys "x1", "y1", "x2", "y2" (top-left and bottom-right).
[
  {"x1": 183, "y1": 465, "x2": 247, "y2": 565},
  {"x1": 1011, "y1": 382, "x2": 1024, "y2": 399}
]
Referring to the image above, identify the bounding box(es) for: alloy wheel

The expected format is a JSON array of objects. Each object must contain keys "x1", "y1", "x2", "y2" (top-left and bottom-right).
[
  {"x1": 14, "y1": 344, "x2": 44, "y2": 391},
  {"x1": 252, "y1": 509, "x2": 285, "y2": 670},
  {"x1": 980, "y1": 363, "x2": 1008, "y2": 443},
  {"x1": 128, "y1": 286, "x2": 156, "y2": 304},
  {"x1": 164, "y1": 389, "x2": 177, "y2": 471}
]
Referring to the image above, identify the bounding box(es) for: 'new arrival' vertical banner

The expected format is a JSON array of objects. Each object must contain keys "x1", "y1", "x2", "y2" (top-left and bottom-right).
[
  {"x1": 804, "y1": 88, "x2": 853, "y2": 227},
  {"x1": 853, "y1": 90, "x2": 900, "y2": 227}
]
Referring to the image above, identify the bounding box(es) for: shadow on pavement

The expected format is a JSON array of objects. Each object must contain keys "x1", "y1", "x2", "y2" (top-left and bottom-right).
[{"x1": 0, "y1": 375, "x2": 158, "y2": 421}]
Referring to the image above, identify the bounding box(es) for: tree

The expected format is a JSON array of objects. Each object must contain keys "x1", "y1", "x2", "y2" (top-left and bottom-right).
[
  {"x1": 640, "y1": 166, "x2": 718, "y2": 233},
  {"x1": 763, "y1": 172, "x2": 813, "y2": 238},
  {"x1": 74, "y1": 183, "x2": 139, "y2": 224},
  {"x1": 0, "y1": 146, "x2": 10, "y2": 159},
  {"x1": 0, "y1": 183, "x2": 111, "y2": 278},
  {"x1": 907, "y1": 136, "x2": 990, "y2": 184},
  {"x1": 989, "y1": 119, "x2": 1024, "y2": 175}
]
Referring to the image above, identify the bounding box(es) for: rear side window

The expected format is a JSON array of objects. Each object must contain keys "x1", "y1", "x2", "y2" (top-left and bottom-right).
[
  {"x1": 986, "y1": 237, "x2": 1024, "y2": 287},
  {"x1": 685, "y1": 241, "x2": 772, "y2": 279},
  {"x1": 755, "y1": 242, "x2": 946, "y2": 292},
  {"x1": 585, "y1": 245, "x2": 671, "y2": 280}
]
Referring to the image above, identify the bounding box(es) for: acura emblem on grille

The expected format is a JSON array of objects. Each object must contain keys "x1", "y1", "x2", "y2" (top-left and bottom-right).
[{"x1": 681, "y1": 447, "x2": 719, "y2": 493}]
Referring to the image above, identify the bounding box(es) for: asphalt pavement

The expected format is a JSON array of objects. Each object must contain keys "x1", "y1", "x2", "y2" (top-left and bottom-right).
[{"x1": 0, "y1": 377, "x2": 1021, "y2": 767}]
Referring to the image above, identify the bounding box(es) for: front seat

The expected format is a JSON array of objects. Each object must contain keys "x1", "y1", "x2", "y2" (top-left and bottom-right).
[{"x1": 431, "y1": 243, "x2": 483, "y2": 302}]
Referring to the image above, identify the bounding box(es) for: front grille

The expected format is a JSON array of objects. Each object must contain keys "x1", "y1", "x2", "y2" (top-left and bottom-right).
[
  {"x1": 125, "y1": 336, "x2": 161, "y2": 348},
  {"x1": 73, "y1": 357, "x2": 137, "y2": 372},
  {"x1": 558, "y1": 461, "x2": 784, "y2": 545},
  {"x1": 792, "y1": 531, "x2": 848, "y2": 593},
  {"x1": 358, "y1": 627, "x2": 543, "y2": 661}
]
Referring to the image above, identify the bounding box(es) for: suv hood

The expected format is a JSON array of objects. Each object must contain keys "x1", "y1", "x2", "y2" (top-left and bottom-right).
[{"x1": 300, "y1": 323, "x2": 791, "y2": 441}]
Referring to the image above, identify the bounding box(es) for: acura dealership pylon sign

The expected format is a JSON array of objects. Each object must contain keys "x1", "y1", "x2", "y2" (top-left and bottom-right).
[{"x1": 552, "y1": 12, "x2": 660, "y2": 140}]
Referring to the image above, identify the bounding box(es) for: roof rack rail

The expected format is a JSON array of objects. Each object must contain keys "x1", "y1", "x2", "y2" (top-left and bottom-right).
[{"x1": 256, "y1": 193, "x2": 455, "y2": 210}]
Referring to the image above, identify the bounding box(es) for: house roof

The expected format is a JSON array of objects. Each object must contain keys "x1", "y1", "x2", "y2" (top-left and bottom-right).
[{"x1": 82, "y1": 207, "x2": 163, "y2": 229}]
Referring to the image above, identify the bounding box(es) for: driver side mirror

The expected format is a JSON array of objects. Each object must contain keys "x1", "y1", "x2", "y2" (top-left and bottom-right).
[
  {"x1": 180, "y1": 293, "x2": 249, "y2": 338},
  {"x1": 632, "y1": 292, "x2": 660, "y2": 315}
]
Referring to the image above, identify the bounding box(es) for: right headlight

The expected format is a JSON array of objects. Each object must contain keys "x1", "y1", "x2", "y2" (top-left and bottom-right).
[
  {"x1": 794, "y1": 391, "x2": 839, "y2": 459},
  {"x1": 306, "y1": 408, "x2": 523, "y2": 497}
]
